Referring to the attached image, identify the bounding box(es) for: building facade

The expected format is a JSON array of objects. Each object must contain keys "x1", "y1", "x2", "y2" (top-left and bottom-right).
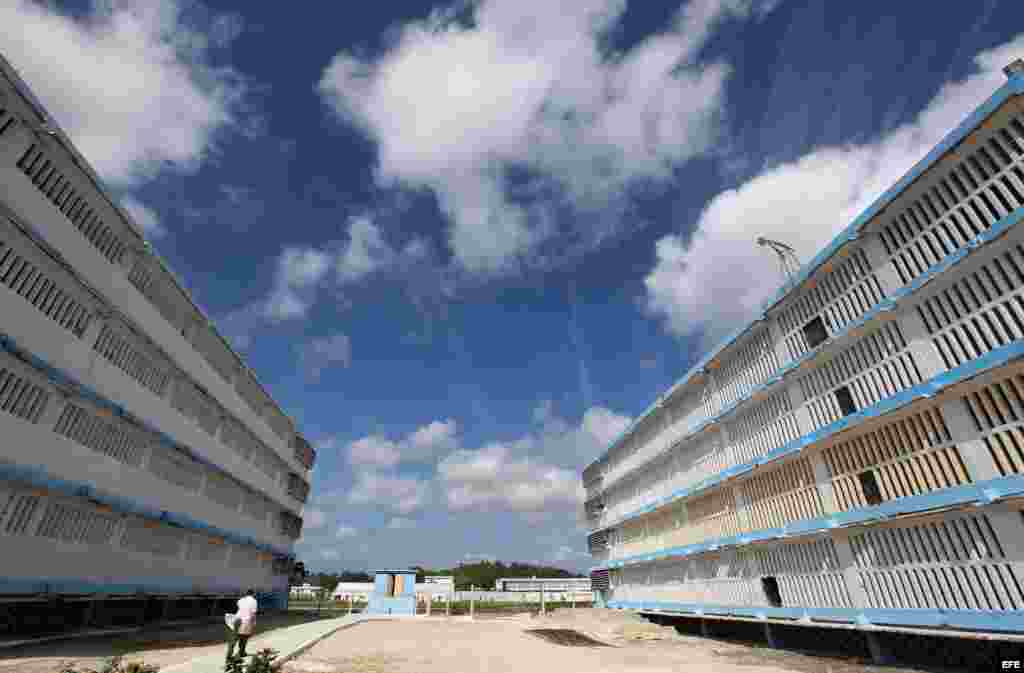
[
  {"x1": 495, "y1": 577, "x2": 591, "y2": 592},
  {"x1": 584, "y1": 63, "x2": 1024, "y2": 639},
  {"x1": 0, "y1": 55, "x2": 313, "y2": 628}
]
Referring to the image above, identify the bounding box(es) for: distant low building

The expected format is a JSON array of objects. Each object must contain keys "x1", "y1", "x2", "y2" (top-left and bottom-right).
[
  {"x1": 332, "y1": 582, "x2": 374, "y2": 602},
  {"x1": 495, "y1": 577, "x2": 591, "y2": 592},
  {"x1": 289, "y1": 583, "x2": 320, "y2": 599}
]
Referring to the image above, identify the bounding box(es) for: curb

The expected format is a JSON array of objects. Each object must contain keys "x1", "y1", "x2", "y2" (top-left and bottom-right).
[{"x1": 273, "y1": 616, "x2": 368, "y2": 667}]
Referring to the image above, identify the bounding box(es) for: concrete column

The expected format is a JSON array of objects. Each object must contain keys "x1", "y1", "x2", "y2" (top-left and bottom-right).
[
  {"x1": 807, "y1": 449, "x2": 839, "y2": 515},
  {"x1": 36, "y1": 389, "x2": 69, "y2": 430},
  {"x1": 939, "y1": 395, "x2": 999, "y2": 482},
  {"x1": 831, "y1": 531, "x2": 870, "y2": 610},
  {"x1": 763, "y1": 623, "x2": 779, "y2": 648},
  {"x1": 426, "y1": 593, "x2": 432, "y2": 617},
  {"x1": 786, "y1": 383, "x2": 815, "y2": 437},
  {"x1": 81, "y1": 312, "x2": 107, "y2": 349},
  {"x1": 767, "y1": 317, "x2": 794, "y2": 371},
  {"x1": 858, "y1": 232, "x2": 904, "y2": 296},
  {"x1": 865, "y1": 631, "x2": 895, "y2": 665},
  {"x1": 700, "y1": 618, "x2": 711, "y2": 637},
  {"x1": 895, "y1": 308, "x2": 947, "y2": 381},
  {"x1": 733, "y1": 484, "x2": 751, "y2": 533}
]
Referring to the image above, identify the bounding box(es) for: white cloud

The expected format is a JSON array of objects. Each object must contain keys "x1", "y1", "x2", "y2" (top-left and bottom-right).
[
  {"x1": 257, "y1": 216, "x2": 428, "y2": 322},
  {"x1": 318, "y1": 0, "x2": 779, "y2": 274},
  {"x1": 386, "y1": 517, "x2": 416, "y2": 530},
  {"x1": 347, "y1": 435, "x2": 402, "y2": 468},
  {"x1": 439, "y1": 443, "x2": 584, "y2": 512},
  {"x1": 298, "y1": 332, "x2": 352, "y2": 381},
  {"x1": 348, "y1": 471, "x2": 431, "y2": 514},
  {"x1": 337, "y1": 215, "x2": 396, "y2": 282},
  {"x1": 336, "y1": 525, "x2": 358, "y2": 539},
  {"x1": 346, "y1": 418, "x2": 458, "y2": 467},
  {"x1": 120, "y1": 196, "x2": 166, "y2": 239},
  {"x1": 263, "y1": 247, "x2": 332, "y2": 322},
  {"x1": 644, "y1": 33, "x2": 1024, "y2": 349},
  {"x1": 0, "y1": 0, "x2": 245, "y2": 185},
  {"x1": 304, "y1": 508, "x2": 327, "y2": 530}
]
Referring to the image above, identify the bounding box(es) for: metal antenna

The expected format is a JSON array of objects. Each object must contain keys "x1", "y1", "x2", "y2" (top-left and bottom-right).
[{"x1": 756, "y1": 237, "x2": 802, "y2": 285}]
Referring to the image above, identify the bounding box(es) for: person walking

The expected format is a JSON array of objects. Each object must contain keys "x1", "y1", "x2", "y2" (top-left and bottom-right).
[{"x1": 226, "y1": 589, "x2": 259, "y2": 661}]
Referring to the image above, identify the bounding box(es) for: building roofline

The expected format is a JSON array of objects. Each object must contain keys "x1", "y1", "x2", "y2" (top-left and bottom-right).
[{"x1": 584, "y1": 68, "x2": 1024, "y2": 474}]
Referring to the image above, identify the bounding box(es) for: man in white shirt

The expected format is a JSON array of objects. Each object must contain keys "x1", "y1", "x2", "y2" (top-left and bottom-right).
[{"x1": 226, "y1": 589, "x2": 259, "y2": 661}]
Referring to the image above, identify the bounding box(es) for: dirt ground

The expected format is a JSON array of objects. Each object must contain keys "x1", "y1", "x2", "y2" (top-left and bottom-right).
[
  {"x1": 285, "y1": 611, "x2": 928, "y2": 673},
  {"x1": 0, "y1": 611, "x2": 330, "y2": 673}
]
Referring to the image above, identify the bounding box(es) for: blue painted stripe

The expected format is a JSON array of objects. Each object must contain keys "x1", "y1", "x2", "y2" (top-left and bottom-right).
[
  {"x1": 589, "y1": 297, "x2": 1024, "y2": 537},
  {"x1": 585, "y1": 73, "x2": 1024, "y2": 474},
  {"x1": 0, "y1": 461, "x2": 293, "y2": 559},
  {"x1": 591, "y1": 474, "x2": 1024, "y2": 571},
  {"x1": 589, "y1": 203, "x2": 1024, "y2": 509},
  {"x1": 607, "y1": 600, "x2": 1024, "y2": 633}
]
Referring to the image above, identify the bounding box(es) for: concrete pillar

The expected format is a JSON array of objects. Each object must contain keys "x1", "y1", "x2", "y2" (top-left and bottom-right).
[
  {"x1": 786, "y1": 383, "x2": 815, "y2": 436},
  {"x1": 426, "y1": 593, "x2": 432, "y2": 617},
  {"x1": 447, "y1": 592, "x2": 451, "y2": 617},
  {"x1": 895, "y1": 308, "x2": 947, "y2": 381},
  {"x1": 767, "y1": 317, "x2": 794, "y2": 372},
  {"x1": 700, "y1": 618, "x2": 711, "y2": 637},
  {"x1": 470, "y1": 594, "x2": 475, "y2": 619},
  {"x1": 807, "y1": 449, "x2": 839, "y2": 514},
  {"x1": 540, "y1": 588, "x2": 545, "y2": 615},
  {"x1": 865, "y1": 631, "x2": 895, "y2": 665},
  {"x1": 763, "y1": 623, "x2": 778, "y2": 648},
  {"x1": 831, "y1": 531, "x2": 870, "y2": 610},
  {"x1": 858, "y1": 232, "x2": 904, "y2": 296},
  {"x1": 939, "y1": 395, "x2": 1000, "y2": 482}
]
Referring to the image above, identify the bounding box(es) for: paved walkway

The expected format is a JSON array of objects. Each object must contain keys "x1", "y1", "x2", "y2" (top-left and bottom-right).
[{"x1": 160, "y1": 615, "x2": 364, "y2": 673}]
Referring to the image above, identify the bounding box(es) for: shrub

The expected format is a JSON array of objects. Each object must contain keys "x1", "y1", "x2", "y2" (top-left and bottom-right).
[
  {"x1": 56, "y1": 657, "x2": 159, "y2": 673},
  {"x1": 224, "y1": 648, "x2": 280, "y2": 673}
]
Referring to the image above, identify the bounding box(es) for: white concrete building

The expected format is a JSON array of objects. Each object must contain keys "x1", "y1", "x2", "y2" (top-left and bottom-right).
[
  {"x1": 289, "y1": 583, "x2": 320, "y2": 599},
  {"x1": 584, "y1": 62, "x2": 1024, "y2": 643},
  {"x1": 0, "y1": 54, "x2": 313, "y2": 630},
  {"x1": 495, "y1": 577, "x2": 591, "y2": 592}
]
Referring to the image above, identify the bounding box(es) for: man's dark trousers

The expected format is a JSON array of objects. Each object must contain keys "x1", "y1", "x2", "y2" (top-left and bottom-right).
[{"x1": 226, "y1": 624, "x2": 250, "y2": 660}]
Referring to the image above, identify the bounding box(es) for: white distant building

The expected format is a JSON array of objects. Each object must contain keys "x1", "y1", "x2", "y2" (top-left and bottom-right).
[
  {"x1": 332, "y1": 582, "x2": 374, "y2": 602},
  {"x1": 289, "y1": 583, "x2": 320, "y2": 599},
  {"x1": 495, "y1": 577, "x2": 591, "y2": 592}
]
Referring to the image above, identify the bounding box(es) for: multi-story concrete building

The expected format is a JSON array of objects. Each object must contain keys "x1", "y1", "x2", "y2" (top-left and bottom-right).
[
  {"x1": 584, "y1": 60, "x2": 1024, "y2": 649},
  {"x1": 0, "y1": 55, "x2": 314, "y2": 633}
]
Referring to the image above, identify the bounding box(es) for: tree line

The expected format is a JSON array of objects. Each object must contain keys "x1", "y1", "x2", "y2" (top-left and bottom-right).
[{"x1": 297, "y1": 560, "x2": 583, "y2": 593}]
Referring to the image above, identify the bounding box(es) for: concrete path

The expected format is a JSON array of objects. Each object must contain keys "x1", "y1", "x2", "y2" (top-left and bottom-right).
[{"x1": 159, "y1": 615, "x2": 364, "y2": 673}]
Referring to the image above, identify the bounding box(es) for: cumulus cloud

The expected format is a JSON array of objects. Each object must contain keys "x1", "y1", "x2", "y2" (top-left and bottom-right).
[
  {"x1": 263, "y1": 247, "x2": 332, "y2": 322},
  {"x1": 346, "y1": 418, "x2": 458, "y2": 467},
  {"x1": 439, "y1": 443, "x2": 583, "y2": 512},
  {"x1": 0, "y1": 0, "x2": 246, "y2": 185},
  {"x1": 298, "y1": 332, "x2": 352, "y2": 381},
  {"x1": 318, "y1": 0, "x2": 780, "y2": 274},
  {"x1": 644, "y1": 33, "x2": 1024, "y2": 348},
  {"x1": 348, "y1": 471, "x2": 432, "y2": 514},
  {"x1": 258, "y1": 216, "x2": 428, "y2": 321},
  {"x1": 120, "y1": 196, "x2": 166, "y2": 239},
  {"x1": 435, "y1": 402, "x2": 629, "y2": 512}
]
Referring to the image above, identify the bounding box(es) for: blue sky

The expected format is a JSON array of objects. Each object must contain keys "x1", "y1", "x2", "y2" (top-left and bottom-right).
[{"x1": 2, "y1": 0, "x2": 1022, "y2": 573}]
